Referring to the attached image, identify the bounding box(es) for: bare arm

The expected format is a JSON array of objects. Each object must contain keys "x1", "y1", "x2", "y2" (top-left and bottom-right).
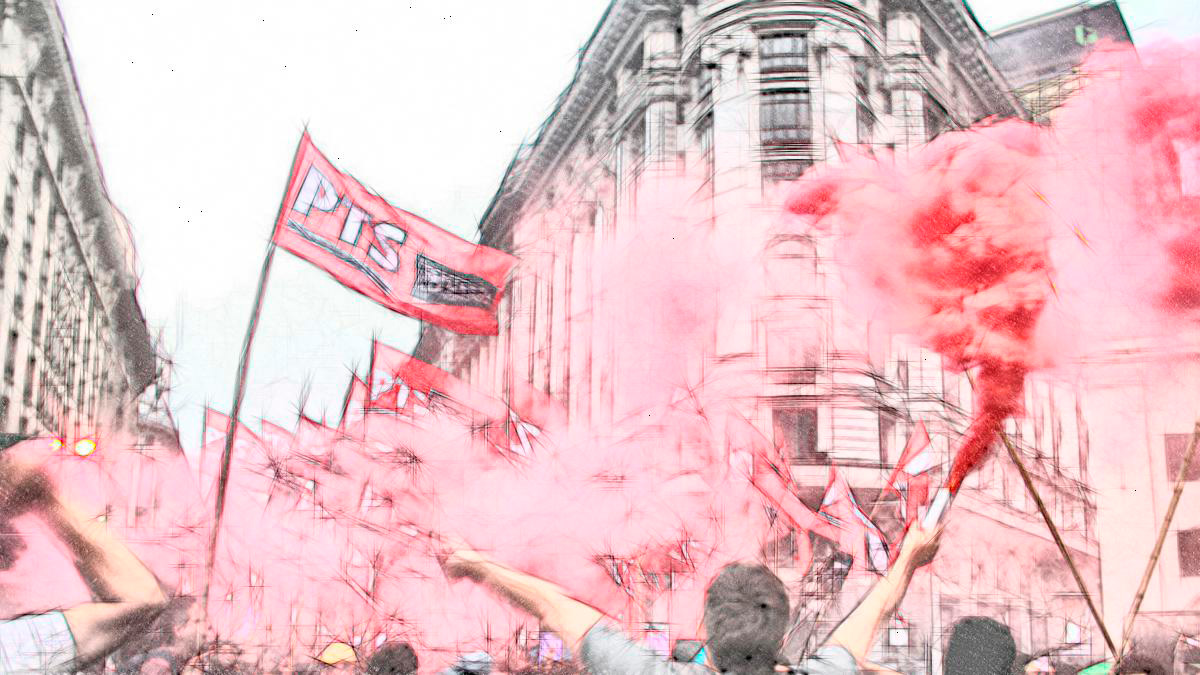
[
  {"x1": 442, "y1": 546, "x2": 605, "y2": 651},
  {"x1": 2, "y1": 460, "x2": 168, "y2": 666},
  {"x1": 826, "y1": 523, "x2": 941, "y2": 664}
]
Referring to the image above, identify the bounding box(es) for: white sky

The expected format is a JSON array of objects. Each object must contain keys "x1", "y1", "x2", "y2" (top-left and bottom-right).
[{"x1": 54, "y1": 1, "x2": 1198, "y2": 455}]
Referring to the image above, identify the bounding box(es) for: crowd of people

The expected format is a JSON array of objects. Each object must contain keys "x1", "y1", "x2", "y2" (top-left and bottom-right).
[{"x1": 0, "y1": 433, "x2": 1178, "y2": 674}]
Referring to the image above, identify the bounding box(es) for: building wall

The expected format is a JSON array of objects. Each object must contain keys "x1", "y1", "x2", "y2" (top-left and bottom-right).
[
  {"x1": 416, "y1": 0, "x2": 1106, "y2": 669},
  {"x1": 1081, "y1": 350, "x2": 1200, "y2": 651},
  {"x1": 0, "y1": 0, "x2": 156, "y2": 439}
]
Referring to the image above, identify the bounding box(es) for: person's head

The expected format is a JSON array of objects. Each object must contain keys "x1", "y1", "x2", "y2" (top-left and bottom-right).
[
  {"x1": 672, "y1": 639, "x2": 706, "y2": 664},
  {"x1": 363, "y1": 642, "x2": 418, "y2": 675},
  {"x1": 944, "y1": 617, "x2": 1017, "y2": 675},
  {"x1": 703, "y1": 562, "x2": 789, "y2": 675},
  {"x1": 1113, "y1": 654, "x2": 1168, "y2": 675}
]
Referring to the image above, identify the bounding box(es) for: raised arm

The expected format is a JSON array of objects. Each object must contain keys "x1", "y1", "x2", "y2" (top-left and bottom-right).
[
  {"x1": 441, "y1": 544, "x2": 604, "y2": 651},
  {"x1": 826, "y1": 523, "x2": 941, "y2": 665},
  {"x1": 1, "y1": 454, "x2": 169, "y2": 666}
]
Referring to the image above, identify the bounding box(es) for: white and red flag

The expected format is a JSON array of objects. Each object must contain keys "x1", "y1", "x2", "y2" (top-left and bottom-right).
[
  {"x1": 818, "y1": 466, "x2": 890, "y2": 574},
  {"x1": 490, "y1": 378, "x2": 567, "y2": 458},
  {"x1": 367, "y1": 341, "x2": 561, "y2": 458},
  {"x1": 882, "y1": 421, "x2": 936, "y2": 528},
  {"x1": 338, "y1": 375, "x2": 371, "y2": 432},
  {"x1": 367, "y1": 341, "x2": 507, "y2": 423},
  {"x1": 272, "y1": 133, "x2": 516, "y2": 335}
]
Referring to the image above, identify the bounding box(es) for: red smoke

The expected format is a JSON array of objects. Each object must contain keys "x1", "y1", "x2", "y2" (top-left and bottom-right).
[{"x1": 785, "y1": 122, "x2": 1050, "y2": 490}]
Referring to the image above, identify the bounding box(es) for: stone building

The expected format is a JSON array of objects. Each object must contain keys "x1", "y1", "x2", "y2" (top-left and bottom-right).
[
  {"x1": 414, "y1": 0, "x2": 1126, "y2": 670},
  {"x1": 0, "y1": 0, "x2": 156, "y2": 440},
  {"x1": 986, "y1": 1, "x2": 1132, "y2": 124}
]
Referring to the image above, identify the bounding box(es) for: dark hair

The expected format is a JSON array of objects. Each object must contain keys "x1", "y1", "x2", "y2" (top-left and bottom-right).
[
  {"x1": 1114, "y1": 654, "x2": 1168, "y2": 675},
  {"x1": 944, "y1": 617, "x2": 1017, "y2": 675},
  {"x1": 364, "y1": 642, "x2": 418, "y2": 675},
  {"x1": 0, "y1": 434, "x2": 29, "y2": 452},
  {"x1": 672, "y1": 639, "x2": 705, "y2": 663},
  {"x1": 703, "y1": 563, "x2": 789, "y2": 675}
]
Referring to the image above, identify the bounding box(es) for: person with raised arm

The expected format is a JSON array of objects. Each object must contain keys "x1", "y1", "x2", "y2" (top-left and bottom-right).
[
  {"x1": 0, "y1": 435, "x2": 169, "y2": 673},
  {"x1": 436, "y1": 521, "x2": 942, "y2": 674}
]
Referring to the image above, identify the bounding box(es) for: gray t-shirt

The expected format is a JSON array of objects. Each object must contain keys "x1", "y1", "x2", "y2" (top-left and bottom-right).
[{"x1": 580, "y1": 623, "x2": 858, "y2": 674}]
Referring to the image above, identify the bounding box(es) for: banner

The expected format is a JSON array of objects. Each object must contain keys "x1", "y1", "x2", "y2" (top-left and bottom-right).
[
  {"x1": 368, "y1": 341, "x2": 507, "y2": 423},
  {"x1": 367, "y1": 341, "x2": 562, "y2": 458},
  {"x1": 272, "y1": 133, "x2": 517, "y2": 335}
]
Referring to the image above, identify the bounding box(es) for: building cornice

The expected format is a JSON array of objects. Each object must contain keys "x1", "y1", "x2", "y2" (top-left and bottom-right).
[
  {"x1": 917, "y1": 0, "x2": 1025, "y2": 118},
  {"x1": 479, "y1": 0, "x2": 652, "y2": 250}
]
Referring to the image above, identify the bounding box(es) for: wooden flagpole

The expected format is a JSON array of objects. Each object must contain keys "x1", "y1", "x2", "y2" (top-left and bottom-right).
[
  {"x1": 1112, "y1": 421, "x2": 1200, "y2": 670},
  {"x1": 201, "y1": 132, "x2": 306, "y2": 628},
  {"x1": 962, "y1": 370, "x2": 1117, "y2": 656},
  {"x1": 997, "y1": 429, "x2": 1117, "y2": 657},
  {"x1": 201, "y1": 240, "x2": 277, "y2": 611}
]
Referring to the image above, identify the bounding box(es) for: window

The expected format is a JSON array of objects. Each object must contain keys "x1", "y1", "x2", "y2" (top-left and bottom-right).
[
  {"x1": 1165, "y1": 434, "x2": 1200, "y2": 482},
  {"x1": 854, "y1": 57, "x2": 875, "y2": 140},
  {"x1": 762, "y1": 160, "x2": 811, "y2": 183},
  {"x1": 761, "y1": 90, "x2": 813, "y2": 146},
  {"x1": 1179, "y1": 528, "x2": 1200, "y2": 577},
  {"x1": 698, "y1": 63, "x2": 716, "y2": 100},
  {"x1": 921, "y1": 27, "x2": 942, "y2": 65},
  {"x1": 619, "y1": 116, "x2": 647, "y2": 182},
  {"x1": 14, "y1": 118, "x2": 25, "y2": 158},
  {"x1": 4, "y1": 331, "x2": 17, "y2": 385},
  {"x1": 760, "y1": 33, "x2": 808, "y2": 73},
  {"x1": 925, "y1": 96, "x2": 952, "y2": 141},
  {"x1": 697, "y1": 112, "x2": 714, "y2": 182},
  {"x1": 22, "y1": 356, "x2": 34, "y2": 405},
  {"x1": 879, "y1": 414, "x2": 897, "y2": 464},
  {"x1": 4, "y1": 176, "x2": 15, "y2": 225},
  {"x1": 774, "y1": 407, "x2": 821, "y2": 463}
]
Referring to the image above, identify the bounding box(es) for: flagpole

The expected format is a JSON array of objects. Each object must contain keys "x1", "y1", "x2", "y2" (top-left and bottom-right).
[
  {"x1": 997, "y1": 429, "x2": 1116, "y2": 657},
  {"x1": 200, "y1": 131, "x2": 306, "y2": 627},
  {"x1": 960, "y1": 370, "x2": 1116, "y2": 657},
  {"x1": 1112, "y1": 420, "x2": 1200, "y2": 670},
  {"x1": 201, "y1": 239, "x2": 277, "y2": 611}
]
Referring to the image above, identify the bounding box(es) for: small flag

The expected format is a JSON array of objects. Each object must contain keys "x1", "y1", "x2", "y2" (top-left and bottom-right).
[
  {"x1": 883, "y1": 421, "x2": 936, "y2": 527},
  {"x1": 819, "y1": 466, "x2": 890, "y2": 574}
]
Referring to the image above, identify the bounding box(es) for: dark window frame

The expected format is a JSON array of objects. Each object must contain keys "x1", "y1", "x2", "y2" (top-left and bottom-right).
[
  {"x1": 760, "y1": 33, "x2": 809, "y2": 74},
  {"x1": 774, "y1": 406, "x2": 822, "y2": 464},
  {"x1": 760, "y1": 89, "x2": 814, "y2": 146},
  {"x1": 1179, "y1": 528, "x2": 1200, "y2": 577},
  {"x1": 1165, "y1": 433, "x2": 1200, "y2": 482}
]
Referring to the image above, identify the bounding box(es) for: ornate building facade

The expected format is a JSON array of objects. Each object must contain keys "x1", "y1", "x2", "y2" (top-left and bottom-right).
[
  {"x1": 415, "y1": 0, "x2": 1129, "y2": 670},
  {"x1": 0, "y1": 0, "x2": 157, "y2": 440}
]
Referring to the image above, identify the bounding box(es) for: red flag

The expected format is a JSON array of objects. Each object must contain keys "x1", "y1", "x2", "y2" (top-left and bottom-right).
[
  {"x1": 197, "y1": 409, "x2": 268, "y2": 501},
  {"x1": 818, "y1": 466, "x2": 889, "y2": 574},
  {"x1": 489, "y1": 378, "x2": 567, "y2": 458},
  {"x1": 338, "y1": 375, "x2": 370, "y2": 432},
  {"x1": 882, "y1": 421, "x2": 936, "y2": 527},
  {"x1": 728, "y1": 414, "x2": 842, "y2": 556},
  {"x1": 272, "y1": 133, "x2": 517, "y2": 335},
  {"x1": 367, "y1": 341, "x2": 507, "y2": 423}
]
